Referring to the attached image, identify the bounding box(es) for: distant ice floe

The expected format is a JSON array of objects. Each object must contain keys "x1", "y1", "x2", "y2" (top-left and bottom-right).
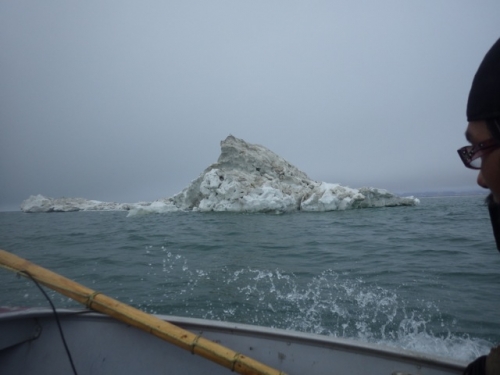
[
  {"x1": 21, "y1": 135, "x2": 419, "y2": 214},
  {"x1": 19, "y1": 194, "x2": 152, "y2": 213}
]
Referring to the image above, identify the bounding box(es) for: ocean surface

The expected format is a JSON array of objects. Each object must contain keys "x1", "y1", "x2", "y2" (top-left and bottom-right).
[{"x1": 1, "y1": 195, "x2": 499, "y2": 364}]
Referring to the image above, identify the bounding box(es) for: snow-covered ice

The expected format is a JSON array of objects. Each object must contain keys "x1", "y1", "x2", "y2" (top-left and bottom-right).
[
  {"x1": 20, "y1": 135, "x2": 419, "y2": 214},
  {"x1": 20, "y1": 194, "x2": 151, "y2": 213}
]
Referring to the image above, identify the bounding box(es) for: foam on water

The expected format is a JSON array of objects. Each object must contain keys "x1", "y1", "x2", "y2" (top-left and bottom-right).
[{"x1": 141, "y1": 249, "x2": 492, "y2": 363}]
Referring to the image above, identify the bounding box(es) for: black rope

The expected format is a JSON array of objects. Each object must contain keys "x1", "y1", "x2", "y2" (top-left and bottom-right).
[{"x1": 24, "y1": 272, "x2": 78, "y2": 375}]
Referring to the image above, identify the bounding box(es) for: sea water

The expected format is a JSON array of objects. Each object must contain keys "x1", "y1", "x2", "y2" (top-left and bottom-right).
[{"x1": 1, "y1": 195, "x2": 499, "y2": 363}]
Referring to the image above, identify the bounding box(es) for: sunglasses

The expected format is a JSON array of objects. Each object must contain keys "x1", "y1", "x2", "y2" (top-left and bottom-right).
[{"x1": 457, "y1": 138, "x2": 500, "y2": 169}]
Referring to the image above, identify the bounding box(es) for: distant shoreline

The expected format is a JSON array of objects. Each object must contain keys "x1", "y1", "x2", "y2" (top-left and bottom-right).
[{"x1": 398, "y1": 191, "x2": 486, "y2": 198}]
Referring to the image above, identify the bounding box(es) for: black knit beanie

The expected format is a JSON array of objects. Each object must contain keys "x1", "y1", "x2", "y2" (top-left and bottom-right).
[
  {"x1": 467, "y1": 38, "x2": 500, "y2": 122},
  {"x1": 467, "y1": 38, "x2": 500, "y2": 142}
]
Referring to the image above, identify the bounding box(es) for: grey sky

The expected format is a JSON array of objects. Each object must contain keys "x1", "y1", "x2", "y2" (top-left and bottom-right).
[{"x1": 1, "y1": 1, "x2": 499, "y2": 211}]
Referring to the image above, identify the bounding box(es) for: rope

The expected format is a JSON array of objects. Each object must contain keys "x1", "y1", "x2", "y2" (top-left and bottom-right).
[
  {"x1": 191, "y1": 334, "x2": 202, "y2": 354},
  {"x1": 23, "y1": 271, "x2": 79, "y2": 375},
  {"x1": 85, "y1": 291, "x2": 102, "y2": 309},
  {"x1": 231, "y1": 352, "x2": 243, "y2": 372}
]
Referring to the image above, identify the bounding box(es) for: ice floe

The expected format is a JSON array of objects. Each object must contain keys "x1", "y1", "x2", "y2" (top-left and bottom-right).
[{"x1": 21, "y1": 135, "x2": 418, "y2": 214}]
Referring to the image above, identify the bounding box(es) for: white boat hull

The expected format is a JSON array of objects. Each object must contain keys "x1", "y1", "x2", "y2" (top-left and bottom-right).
[{"x1": 0, "y1": 308, "x2": 465, "y2": 375}]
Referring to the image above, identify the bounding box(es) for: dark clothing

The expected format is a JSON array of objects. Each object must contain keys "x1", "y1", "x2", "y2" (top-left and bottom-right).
[
  {"x1": 486, "y1": 194, "x2": 500, "y2": 252},
  {"x1": 463, "y1": 356, "x2": 487, "y2": 375}
]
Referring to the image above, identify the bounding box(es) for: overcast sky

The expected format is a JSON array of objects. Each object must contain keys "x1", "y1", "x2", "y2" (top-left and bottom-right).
[{"x1": 1, "y1": 1, "x2": 499, "y2": 211}]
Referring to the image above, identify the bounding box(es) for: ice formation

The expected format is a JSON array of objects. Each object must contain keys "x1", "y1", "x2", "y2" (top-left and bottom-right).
[
  {"x1": 20, "y1": 194, "x2": 150, "y2": 213},
  {"x1": 21, "y1": 135, "x2": 419, "y2": 214}
]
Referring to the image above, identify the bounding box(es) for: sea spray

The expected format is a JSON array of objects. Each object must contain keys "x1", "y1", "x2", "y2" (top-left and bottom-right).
[{"x1": 140, "y1": 251, "x2": 493, "y2": 362}]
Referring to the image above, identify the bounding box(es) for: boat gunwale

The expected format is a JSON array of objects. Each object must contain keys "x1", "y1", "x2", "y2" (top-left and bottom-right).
[{"x1": 0, "y1": 307, "x2": 466, "y2": 372}]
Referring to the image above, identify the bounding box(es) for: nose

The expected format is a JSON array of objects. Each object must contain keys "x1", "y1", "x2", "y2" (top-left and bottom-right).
[{"x1": 477, "y1": 171, "x2": 488, "y2": 189}]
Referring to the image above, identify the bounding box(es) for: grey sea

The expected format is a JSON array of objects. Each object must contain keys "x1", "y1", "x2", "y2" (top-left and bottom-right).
[{"x1": 1, "y1": 195, "x2": 499, "y2": 363}]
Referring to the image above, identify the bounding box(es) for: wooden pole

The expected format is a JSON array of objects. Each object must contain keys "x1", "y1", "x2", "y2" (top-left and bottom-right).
[{"x1": 0, "y1": 249, "x2": 286, "y2": 375}]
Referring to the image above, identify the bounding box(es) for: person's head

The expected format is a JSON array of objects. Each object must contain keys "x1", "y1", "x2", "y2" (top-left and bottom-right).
[
  {"x1": 460, "y1": 38, "x2": 500, "y2": 198},
  {"x1": 461, "y1": 119, "x2": 500, "y2": 201},
  {"x1": 459, "y1": 38, "x2": 500, "y2": 250}
]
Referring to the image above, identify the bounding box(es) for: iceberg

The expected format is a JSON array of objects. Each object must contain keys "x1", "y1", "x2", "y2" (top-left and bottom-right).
[
  {"x1": 20, "y1": 135, "x2": 419, "y2": 214},
  {"x1": 20, "y1": 194, "x2": 152, "y2": 213}
]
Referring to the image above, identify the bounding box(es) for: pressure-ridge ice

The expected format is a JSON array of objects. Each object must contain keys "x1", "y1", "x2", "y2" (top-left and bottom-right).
[{"x1": 20, "y1": 135, "x2": 418, "y2": 213}]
